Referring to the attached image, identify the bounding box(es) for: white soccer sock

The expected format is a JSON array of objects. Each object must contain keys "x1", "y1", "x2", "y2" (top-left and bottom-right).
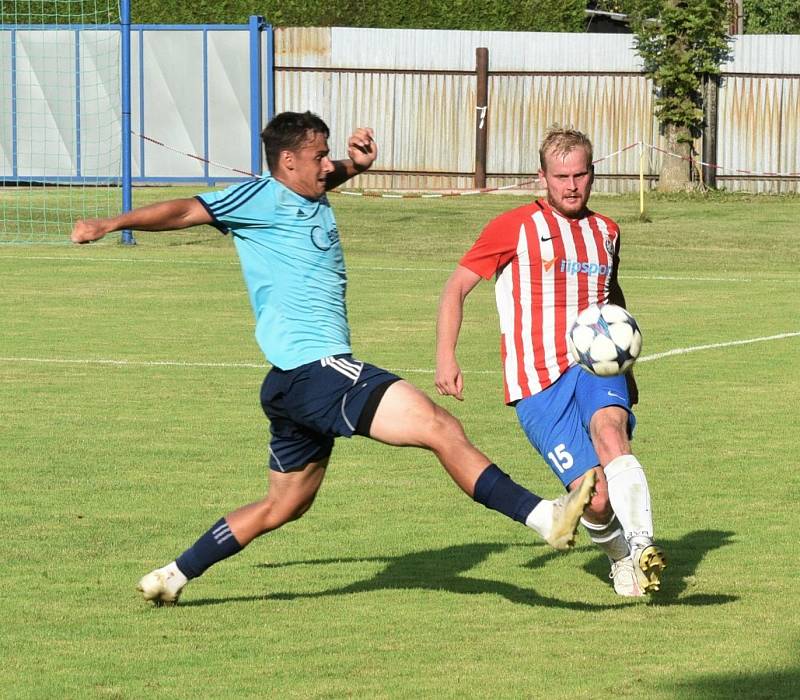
[
  {"x1": 164, "y1": 561, "x2": 189, "y2": 590},
  {"x1": 525, "y1": 499, "x2": 554, "y2": 540},
  {"x1": 603, "y1": 454, "x2": 653, "y2": 545},
  {"x1": 581, "y1": 515, "x2": 630, "y2": 562}
]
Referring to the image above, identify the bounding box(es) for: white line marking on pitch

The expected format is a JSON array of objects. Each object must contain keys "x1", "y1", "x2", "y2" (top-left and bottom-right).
[
  {"x1": 0, "y1": 254, "x2": 239, "y2": 266},
  {"x1": 0, "y1": 255, "x2": 781, "y2": 282},
  {"x1": 0, "y1": 356, "x2": 266, "y2": 369},
  {"x1": 2, "y1": 332, "x2": 798, "y2": 373},
  {"x1": 636, "y1": 332, "x2": 800, "y2": 363},
  {"x1": 623, "y1": 274, "x2": 753, "y2": 283}
]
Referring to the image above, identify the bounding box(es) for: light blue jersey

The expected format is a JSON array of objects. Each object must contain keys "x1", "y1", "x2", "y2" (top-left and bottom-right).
[{"x1": 196, "y1": 177, "x2": 351, "y2": 370}]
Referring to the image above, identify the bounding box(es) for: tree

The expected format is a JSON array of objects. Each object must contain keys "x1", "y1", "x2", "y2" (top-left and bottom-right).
[
  {"x1": 599, "y1": 1, "x2": 732, "y2": 191},
  {"x1": 743, "y1": 0, "x2": 800, "y2": 34}
]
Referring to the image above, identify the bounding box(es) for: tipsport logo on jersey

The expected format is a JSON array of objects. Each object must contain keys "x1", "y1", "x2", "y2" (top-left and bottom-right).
[{"x1": 559, "y1": 259, "x2": 612, "y2": 276}]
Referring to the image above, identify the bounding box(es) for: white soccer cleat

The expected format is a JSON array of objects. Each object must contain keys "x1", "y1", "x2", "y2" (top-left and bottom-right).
[
  {"x1": 630, "y1": 542, "x2": 667, "y2": 593},
  {"x1": 546, "y1": 470, "x2": 597, "y2": 551},
  {"x1": 137, "y1": 564, "x2": 187, "y2": 606},
  {"x1": 609, "y1": 557, "x2": 646, "y2": 597}
]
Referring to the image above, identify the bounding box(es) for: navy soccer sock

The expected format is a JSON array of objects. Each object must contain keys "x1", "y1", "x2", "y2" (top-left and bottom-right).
[
  {"x1": 473, "y1": 464, "x2": 542, "y2": 524},
  {"x1": 175, "y1": 518, "x2": 243, "y2": 580}
]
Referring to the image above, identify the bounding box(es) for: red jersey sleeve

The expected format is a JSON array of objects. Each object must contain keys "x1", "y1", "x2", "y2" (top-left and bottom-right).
[{"x1": 460, "y1": 209, "x2": 528, "y2": 280}]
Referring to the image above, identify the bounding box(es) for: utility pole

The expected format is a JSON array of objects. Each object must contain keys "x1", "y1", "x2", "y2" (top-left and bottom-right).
[{"x1": 730, "y1": 0, "x2": 744, "y2": 34}]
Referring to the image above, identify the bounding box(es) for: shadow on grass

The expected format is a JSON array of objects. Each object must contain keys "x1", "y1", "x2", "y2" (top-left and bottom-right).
[
  {"x1": 581, "y1": 529, "x2": 737, "y2": 606},
  {"x1": 672, "y1": 666, "x2": 800, "y2": 699},
  {"x1": 182, "y1": 529, "x2": 737, "y2": 610}
]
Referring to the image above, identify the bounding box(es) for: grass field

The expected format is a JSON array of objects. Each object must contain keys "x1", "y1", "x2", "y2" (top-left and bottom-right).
[{"x1": 2, "y1": 189, "x2": 799, "y2": 698}]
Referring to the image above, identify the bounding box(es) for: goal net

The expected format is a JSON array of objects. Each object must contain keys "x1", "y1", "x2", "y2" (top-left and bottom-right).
[{"x1": 0, "y1": 0, "x2": 129, "y2": 243}]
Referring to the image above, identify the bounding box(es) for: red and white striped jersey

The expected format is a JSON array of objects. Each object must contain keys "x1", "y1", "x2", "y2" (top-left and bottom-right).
[{"x1": 460, "y1": 199, "x2": 621, "y2": 403}]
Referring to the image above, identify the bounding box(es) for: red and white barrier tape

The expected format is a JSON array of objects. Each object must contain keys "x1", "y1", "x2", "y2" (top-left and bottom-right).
[
  {"x1": 132, "y1": 132, "x2": 800, "y2": 198},
  {"x1": 644, "y1": 142, "x2": 800, "y2": 177}
]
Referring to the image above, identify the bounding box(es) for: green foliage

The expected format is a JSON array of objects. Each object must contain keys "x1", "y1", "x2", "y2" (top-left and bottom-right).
[
  {"x1": 626, "y1": 0, "x2": 732, "y2": 141},
  {"x1": 128, "y1": 0, "x2": 586, "y2": 29},
  {"x1": 743, "y1": 0, "x2": 800, "y2": 34},
  {"x1": 5, "y1": 0, "x2": 585, "y2": 30}
]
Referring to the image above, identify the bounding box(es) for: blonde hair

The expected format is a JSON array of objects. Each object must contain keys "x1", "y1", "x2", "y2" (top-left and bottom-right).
[{"x1": 539, "y1": 127, "x2": 593, "y2": 171}]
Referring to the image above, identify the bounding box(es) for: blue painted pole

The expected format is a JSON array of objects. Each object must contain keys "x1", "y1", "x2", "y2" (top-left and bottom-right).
[
  {"x1": 202, "y1": 28, "x2": 210, "y2": 183},
  {"x1": 120, "y1": 0, "x2": 135, "y2": 244},
  {"x1": 265, "y1": 22, "x2": 274, "y2": 124},
  {"x1": 248, "y1": 15, "x2": 265, "y2": 177},
  {"x1": 11, "y1": 29, "x2": 18, "y2": 179},
  {"x1": 75, "y1": 30, "x2": 82, "y2": 177}
]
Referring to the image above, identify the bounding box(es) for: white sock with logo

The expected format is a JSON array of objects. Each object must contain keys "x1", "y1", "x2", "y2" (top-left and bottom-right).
[
  {"x1": 603, "y1": 454, "x2": 653, "y2": 545},
  {"x1": 581, "y1": 515, "x2": 630, "y2": 562}
]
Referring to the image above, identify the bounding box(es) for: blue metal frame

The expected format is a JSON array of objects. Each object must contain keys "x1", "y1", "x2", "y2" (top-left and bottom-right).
[
  {"x1": 74, "y1": 29, "x2": 82, "y2": 178},
  {"x1": 10, "y1": 28, "x2": 18, "y2": 179},
  {"x1": 130, "y1": 21, "x2": 270, "y2": 185},
  {"x1": 249, "y1": 15, "x2": 265, "y2": 177},
  {"x1": 2, "y1": 20, "x2": 273, "y2": 191},
  {"x1": 120, "y1": 0, "x2": 134, "y2": 244},
  {"x1": 202, "y1": 28, "x2": 210, "y2": 182},
  {"x1": 265, "y1": 19, "x2": 275, "y2": 123}
]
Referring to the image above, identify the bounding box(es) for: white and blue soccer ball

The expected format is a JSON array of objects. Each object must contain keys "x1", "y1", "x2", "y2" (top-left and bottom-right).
[{"x1": 567, "y1": 303, "x2": 642, "y2": 377}]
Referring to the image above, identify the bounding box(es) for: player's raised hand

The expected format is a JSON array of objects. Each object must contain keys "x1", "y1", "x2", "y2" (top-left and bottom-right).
[
  {"x1": 347, "y1": 127, "x2": 377, "y2": 172},
  {"x1": 71, "y1": 219, "x2": 110, "y2": 244},
  {"x1": 435, "y1": 357, "x2": 465, "y2": 401}
]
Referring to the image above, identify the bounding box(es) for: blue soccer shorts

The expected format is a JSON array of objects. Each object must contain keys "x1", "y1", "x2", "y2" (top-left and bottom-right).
[
  {"x1": 514, "y1": 364, "x2": 636, "y2": 488},
  {"x1": 260, "y1": 354, "x2": 401, "y2": 472}
]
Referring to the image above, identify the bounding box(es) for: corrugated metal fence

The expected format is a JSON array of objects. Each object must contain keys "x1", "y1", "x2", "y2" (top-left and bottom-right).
[
  {"x1": 275, "y1": 28, "x2": 800, "y2": 194},
  {"x1": 2, "y1": 24, "x2": 798, "y2": 193}
]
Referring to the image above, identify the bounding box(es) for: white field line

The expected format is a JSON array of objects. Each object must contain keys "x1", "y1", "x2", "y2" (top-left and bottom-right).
[
  {"x1": 0, "y1": 254, "x2": 771, "y2": 282},
  {"x1": 635, "y1": 331, "x2": 800, "y2": 363},
  {"x1": 2, "y1": 331, "x2": 798, "y2": 374},
  {"x1": 0, "y1": 356, "x2": 267, "y2": 369}
]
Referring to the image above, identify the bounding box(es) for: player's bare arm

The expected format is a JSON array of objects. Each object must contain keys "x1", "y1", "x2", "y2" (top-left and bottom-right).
[
  {"x1": 325, "y1": 127, "x2": 377, "y2": 190},
  {"x1": 435, "y1": 265, "x2": 483, "y2": 401},
  {"x1": 71, "y1": 197, "x2": 213, "y2": 244}
]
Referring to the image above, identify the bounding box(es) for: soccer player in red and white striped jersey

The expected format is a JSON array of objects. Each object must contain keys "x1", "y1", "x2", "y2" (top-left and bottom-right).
[{"x1": 436, "y1": 128, "x2": 666, "y2": 596}]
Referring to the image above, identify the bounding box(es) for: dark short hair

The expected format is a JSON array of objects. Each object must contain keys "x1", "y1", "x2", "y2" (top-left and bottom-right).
[{"x1": 261, "y1": 111, "x2": 330, "y2": 173}]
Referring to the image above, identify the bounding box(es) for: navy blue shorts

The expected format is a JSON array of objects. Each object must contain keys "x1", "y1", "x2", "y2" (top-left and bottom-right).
[
  {"x1": 260, "y1": 354, "x2": 401, "y2": 472},
  {"x1": 515, "y1": 364, "x2": 636, "y2": 488}
]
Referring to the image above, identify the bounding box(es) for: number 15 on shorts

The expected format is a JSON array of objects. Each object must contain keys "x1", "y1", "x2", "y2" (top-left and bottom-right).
[{"x1": 547, "y1": 443, "x2": 574, "y2": 473}]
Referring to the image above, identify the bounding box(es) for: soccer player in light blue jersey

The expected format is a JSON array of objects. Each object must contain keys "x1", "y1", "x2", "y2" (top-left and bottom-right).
[{"x1": 72, "y1": 111, "x2": 595, "y2": 606}]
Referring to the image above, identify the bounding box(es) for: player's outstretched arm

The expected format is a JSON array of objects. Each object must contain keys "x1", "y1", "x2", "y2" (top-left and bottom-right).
[
  {"x1": 435, "y1": 265, "x2": 483, "y2": 401},
  {"x1": 325, "y1": 127, "x2": 377, "y2": 190},
  {"x1": 71, "y1": 197, "x2": 213, "y2": 244}
]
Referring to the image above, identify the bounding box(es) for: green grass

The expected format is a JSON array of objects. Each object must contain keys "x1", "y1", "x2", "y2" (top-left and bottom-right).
[{"x1": 2, "y1": 190, "x2": 799, "y2": 698}]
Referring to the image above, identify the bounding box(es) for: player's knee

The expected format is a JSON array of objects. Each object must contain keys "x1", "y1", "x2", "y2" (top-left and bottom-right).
[
  {"x1": 424, "y1": 405, "x2": 469, "y2": 449},
  {"x1": 590, "y1": 408, "x2": 630, "y2": 455},
  {"x1": 572, "y1": 469, "x2": 611, "y2": 521}
]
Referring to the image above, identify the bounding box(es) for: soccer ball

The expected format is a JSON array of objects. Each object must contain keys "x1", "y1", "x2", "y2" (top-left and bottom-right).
[{"x1": 567, "y1": 303, "x2": 642, "y2": 377}]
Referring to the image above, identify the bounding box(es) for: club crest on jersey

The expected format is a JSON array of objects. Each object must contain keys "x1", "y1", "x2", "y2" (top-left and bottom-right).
[
  {"x1": 310, "y1": 225, "x2": 340, "y2": 251},
  {"x1": 604, "y1": 238, "x2": 615, "y2": 255}
]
